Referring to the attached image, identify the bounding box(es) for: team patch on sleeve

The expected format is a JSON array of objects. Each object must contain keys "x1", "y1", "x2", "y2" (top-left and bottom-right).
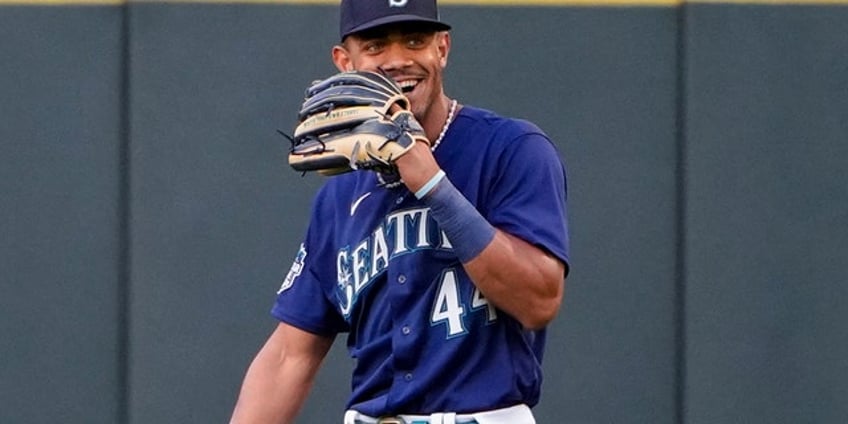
[{"x1": 278, "y1": 243, "x2": 308, "y2": 294}]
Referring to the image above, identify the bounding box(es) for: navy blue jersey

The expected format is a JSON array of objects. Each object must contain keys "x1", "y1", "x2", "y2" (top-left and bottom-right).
[{"x1": 272, "y1": 106, "x2": 569, "y2": 416}]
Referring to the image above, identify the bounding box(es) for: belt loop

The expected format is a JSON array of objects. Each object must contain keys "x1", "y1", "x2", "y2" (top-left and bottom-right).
[
  {"x1": 430, "y1": 412, "x2": 444, "y2": 424},
  {"x1": 443, "y1": 412, "x2": 456, "y2": 424},
  {"x1": 343, "y1": 410, "x2": 358, "y2": 424}
]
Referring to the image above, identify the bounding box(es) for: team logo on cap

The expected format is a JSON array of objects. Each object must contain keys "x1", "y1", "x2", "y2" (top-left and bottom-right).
[{"x1": 389, "y1": 0, "x2": 408, "y2": 7}]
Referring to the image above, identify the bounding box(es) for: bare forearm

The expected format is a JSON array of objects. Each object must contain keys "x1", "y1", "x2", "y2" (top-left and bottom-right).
[
  {"x1": 231, "y1": 325, "x2": 333, "y2": 424},
  {"x1": 230, "y1": 353, "x2": 311, "y2": 423},
  {"x1": 463, "y1": 231, "x2": 565, "y2": 330}
]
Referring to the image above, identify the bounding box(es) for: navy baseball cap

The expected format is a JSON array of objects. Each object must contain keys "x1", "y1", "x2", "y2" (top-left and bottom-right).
[{"x1": 340, "y1": 0, "x2": 451, "y2": 40}]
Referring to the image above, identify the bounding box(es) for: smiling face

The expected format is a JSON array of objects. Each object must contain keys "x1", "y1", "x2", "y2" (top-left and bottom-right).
[{"x1": 332, "y1": 23, "x2": 451, "y2": 124}]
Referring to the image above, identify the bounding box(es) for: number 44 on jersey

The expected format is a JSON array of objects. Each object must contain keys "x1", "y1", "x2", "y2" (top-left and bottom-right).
[{"x1": 431, "y1": 268, "x2": 498, "y2": 338}]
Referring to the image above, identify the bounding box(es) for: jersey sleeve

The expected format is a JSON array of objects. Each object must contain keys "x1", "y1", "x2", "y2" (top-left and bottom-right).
[
  {"x1": 484, "y1": 124, "x2": 570, "y2": 271},
  {"x1": 271, "y1": 187, "x2": 349, "y2": 336}
]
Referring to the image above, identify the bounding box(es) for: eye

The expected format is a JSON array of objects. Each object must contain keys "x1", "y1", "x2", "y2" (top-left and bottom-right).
[
  {"x1": 362, "y1": 41, "x2": 384, "y2": 54},
  {"x1": 405, "y1": 34, "x2": 428, "y2": 48}
]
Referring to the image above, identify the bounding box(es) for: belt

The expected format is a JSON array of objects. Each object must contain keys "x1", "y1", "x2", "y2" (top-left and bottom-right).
[
  {"x1": 344, "y1": 404, "x2": 535, "y2": 424},
  {"x1": 355, "y1": 418, "x2": 477, "y2": 424}
]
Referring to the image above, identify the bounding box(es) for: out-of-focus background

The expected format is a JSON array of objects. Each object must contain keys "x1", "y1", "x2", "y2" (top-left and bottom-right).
[{"x1": 1, "y1": 0, "x2": 846, "y2": 423}]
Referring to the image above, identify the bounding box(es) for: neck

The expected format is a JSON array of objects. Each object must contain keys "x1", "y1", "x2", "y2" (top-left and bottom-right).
[{"x1": 422, "y1": 95, "x2": 453, "y2": 142}]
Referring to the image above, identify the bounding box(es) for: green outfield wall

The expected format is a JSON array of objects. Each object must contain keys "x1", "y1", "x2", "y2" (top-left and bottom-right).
[{"x1": 1, "y1": 2, "x2": 846, "y2": 423}]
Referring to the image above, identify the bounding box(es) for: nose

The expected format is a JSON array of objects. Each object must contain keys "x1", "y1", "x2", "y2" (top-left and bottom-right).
[{"x1": 378, "y1": 42, "x2": 413, "y2": 72}]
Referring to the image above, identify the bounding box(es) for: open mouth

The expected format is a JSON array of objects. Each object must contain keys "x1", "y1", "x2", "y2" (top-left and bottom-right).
[{"x1": 397, "y1": 80, "x2": 418, "y2": 94}]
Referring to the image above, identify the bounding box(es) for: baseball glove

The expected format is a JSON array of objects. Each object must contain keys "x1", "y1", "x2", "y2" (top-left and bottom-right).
[{"x1": 288, "y1": 71, "x2": 429, "y2": 176}]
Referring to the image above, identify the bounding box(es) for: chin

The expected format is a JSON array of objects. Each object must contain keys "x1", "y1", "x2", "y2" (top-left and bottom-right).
[
  {"x1": 410, "y1": 106, "x2": 428, "y2": 122},
  {"x1": 405, "y1": 89, "x2": 429, "y2": 114},
  {"x1": 406, "y1": 99, "x2": 425, "y2": 118}
]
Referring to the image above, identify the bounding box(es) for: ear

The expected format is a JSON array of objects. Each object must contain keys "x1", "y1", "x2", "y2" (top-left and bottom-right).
[
  {"x1": 332, "y1": 44, "x2": 354, "y2": 72},
  {"x1": 438, "y1": 32, "x2": 451, "y2": 68}
]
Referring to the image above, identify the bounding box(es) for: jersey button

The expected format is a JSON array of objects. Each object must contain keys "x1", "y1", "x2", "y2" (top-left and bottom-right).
[
  {"x1": 397, "y1": 274, "x2": 407, "y2": 284},
  {"x1": 402, "y1": 326, "x2": 411, "y2": 335},
  {"x1": 404, "y1": 373, "x2": 413, "y2": 381}
]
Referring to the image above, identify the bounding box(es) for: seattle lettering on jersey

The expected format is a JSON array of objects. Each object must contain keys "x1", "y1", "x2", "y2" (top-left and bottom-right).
[{"x1": 336, "y1": 206, "x2": 453, "y2": 316}]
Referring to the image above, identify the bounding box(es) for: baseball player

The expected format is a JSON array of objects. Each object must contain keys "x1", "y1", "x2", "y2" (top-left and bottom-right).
[{"x1": 230, "y1": 0, "x2": 569, "y2": 423}]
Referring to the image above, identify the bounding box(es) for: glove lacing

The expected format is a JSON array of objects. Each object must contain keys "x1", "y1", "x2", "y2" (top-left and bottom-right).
[{"x1": 377, "y1": 99, "x2": 458, "y2": 189}]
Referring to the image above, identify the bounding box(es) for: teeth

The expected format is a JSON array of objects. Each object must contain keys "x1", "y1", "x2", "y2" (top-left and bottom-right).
[{"x1": 398, "y1": 80, "x2": 417, "y2": 90}]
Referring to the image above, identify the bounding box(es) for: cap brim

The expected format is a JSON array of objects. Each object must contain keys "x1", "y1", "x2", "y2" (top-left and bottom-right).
[{"x1": 342, "y1": 15, "x2": 451, "y2": 39}]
